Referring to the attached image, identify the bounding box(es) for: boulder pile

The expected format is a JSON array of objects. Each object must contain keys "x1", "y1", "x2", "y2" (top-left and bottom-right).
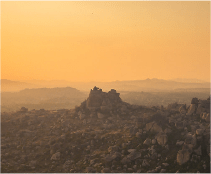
[{"x1": 1, "y1": 87, "x2": 210, "y2": 173}]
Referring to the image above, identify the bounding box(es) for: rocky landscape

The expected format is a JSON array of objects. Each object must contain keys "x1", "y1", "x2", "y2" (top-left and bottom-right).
[{"x1": 1, "y1": 87, "x2": 210, "y2": 173}]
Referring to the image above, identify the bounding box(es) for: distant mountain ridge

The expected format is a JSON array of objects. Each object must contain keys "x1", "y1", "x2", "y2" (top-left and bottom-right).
[
  {"x1": 170, "y1": 78, "x2": 209, "y2": 83},
  {"x1": 1, "y1": 78, "x2": 210, "y2": 92},
  {"x1": 1, "y1": 79, "x2": 38, "y2": 92},
  {"x1": 1, "y1": 79, "x2": 31, "y2": 85},
  {"x1": 105, "y1": 78, "x2": 210, "y2": 92}
]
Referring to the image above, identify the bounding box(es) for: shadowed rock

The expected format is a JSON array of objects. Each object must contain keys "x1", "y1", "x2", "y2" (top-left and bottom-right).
[{"x1": 86, "y1": 87, "x2": 122, "y2": 110}]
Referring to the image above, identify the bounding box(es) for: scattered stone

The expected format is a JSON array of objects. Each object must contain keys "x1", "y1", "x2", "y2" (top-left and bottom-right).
[
  {"x1": 156, "y1": 133, "x2": 168, "y2": 146},
  {"x1": 177, "y1": 149, "x2": 191, "y2": 165},
  {"x1": 1, "y1": 90, "x2": 210, "y2": 173},
  {"x1": 51, "y1": 152, "x2": 60, "y2": 160}
]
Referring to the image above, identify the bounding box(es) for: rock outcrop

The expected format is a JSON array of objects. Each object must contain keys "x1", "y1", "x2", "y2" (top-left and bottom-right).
[
  {"x1": 187, "y1": 97, "x2": 210, "y2": 116},
  {"x1": 85, "y1": 86, "x2": 122, "y2": 110}
]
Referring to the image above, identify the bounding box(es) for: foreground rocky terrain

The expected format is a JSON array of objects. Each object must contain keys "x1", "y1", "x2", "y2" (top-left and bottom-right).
[{"x1": 1, "y1": 87, "x2": 210, "y2": 173}]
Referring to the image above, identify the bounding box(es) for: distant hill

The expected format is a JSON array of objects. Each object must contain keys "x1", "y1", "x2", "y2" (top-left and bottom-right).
[
  {"x1": 1, "y1": 87, "x2": 88, "y2": 112},
  {"x1": 18, "y1": 87, "x2": 86, "y2": 99},
  {"x1": 1, "y1": 79, "x2": 38, "y2": 92}
]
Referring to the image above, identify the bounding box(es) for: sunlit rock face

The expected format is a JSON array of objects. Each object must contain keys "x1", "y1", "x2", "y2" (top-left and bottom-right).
[
  {"x1": 187, "y1": 104, "x2": 197, "y2": 115},
  {"x1": 145, "y1": 121, "x2": 162, "y2": 133},
  {"x1": 86, "y1": 86, "x2": 122, "y2": 110},
  {"x1": 177, "y1": 149, "x2": 191, "y2": 165}
]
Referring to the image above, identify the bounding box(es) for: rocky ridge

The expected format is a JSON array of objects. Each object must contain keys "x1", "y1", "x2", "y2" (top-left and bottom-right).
[{"x1": 1, "y1": 87, "x2": 210, "y2": 173}]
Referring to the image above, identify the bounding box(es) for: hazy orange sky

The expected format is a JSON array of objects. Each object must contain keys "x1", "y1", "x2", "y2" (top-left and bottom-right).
[{"x1": 1, "y1": 1, "x2": 210, "y2": 82}]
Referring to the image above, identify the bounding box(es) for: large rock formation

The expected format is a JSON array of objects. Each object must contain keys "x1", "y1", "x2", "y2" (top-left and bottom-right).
[{"x1": 85, "y1": 86, "x2": 122, "y2": 110}]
